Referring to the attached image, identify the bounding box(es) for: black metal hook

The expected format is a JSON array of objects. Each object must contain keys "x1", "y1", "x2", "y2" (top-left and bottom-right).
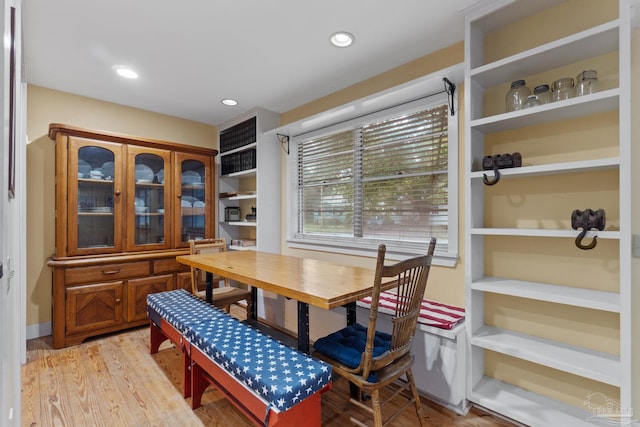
[
  {"x1": 443, "y1": 77, "x2": 456, "y2": 116},
  {"x1": 483, "y1": 167, "x2": 501, "y2": 186},
  {"x1": 575, "y1": 228, "x2": 598, "y2": 250}
]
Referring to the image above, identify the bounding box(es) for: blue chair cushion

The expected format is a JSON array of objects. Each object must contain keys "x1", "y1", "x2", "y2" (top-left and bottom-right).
[{"x1": 313, "y1": 323, "x2": 391, "y2": 370}]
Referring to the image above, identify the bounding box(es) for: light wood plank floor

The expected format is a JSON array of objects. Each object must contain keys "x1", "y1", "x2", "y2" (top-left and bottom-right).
[{"x1": 22, "y1": 311, "x2": 517, "y2": 426}]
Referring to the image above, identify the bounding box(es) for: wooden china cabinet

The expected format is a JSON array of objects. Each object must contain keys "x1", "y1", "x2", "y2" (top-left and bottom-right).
[{"x1": 47, "y1": 124, "x2": 217, "y2": 348}]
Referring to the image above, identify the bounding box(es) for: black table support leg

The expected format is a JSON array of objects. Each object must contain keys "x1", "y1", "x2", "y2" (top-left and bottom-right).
[
  {"x1": 344, "y1": 301, "x2": 362, "y2": 399},
  {"x1": 205, "y1": 272, "x2": 213, "y2": 304},
  {"x1": 249, "y1": 286, "x2": 258, "y2": 321},
  {"x1": 345, "y1": 301, "x2": 357, "y2": 326},
  {"x1": 297, "y1": 301, "x2": 310, "y2": 354}
]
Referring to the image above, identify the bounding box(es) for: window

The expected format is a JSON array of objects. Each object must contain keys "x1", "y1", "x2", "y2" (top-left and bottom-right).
[{"x1": 288, "y1": 91, "x2": 458, "y2": 265}]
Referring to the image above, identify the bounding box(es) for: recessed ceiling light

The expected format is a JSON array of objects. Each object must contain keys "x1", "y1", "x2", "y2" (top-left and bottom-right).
[
  {"x1": 221, "y1": 98, "x2": 238, "y2": 106},
  {"x1": 330, "y1": 31, "x2": 354, "y2": 48},
  {"x1": 113, "y1": 65, "x2": 138, "y2": 79}
]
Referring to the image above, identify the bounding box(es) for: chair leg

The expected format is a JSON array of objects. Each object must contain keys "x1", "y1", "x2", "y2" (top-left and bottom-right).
[
  {"x1": 406, "y1": 369, "x2": 426, "y2": 427},
  {"x1": 370, "y1": 389, "x2": 383, "y2": 427}
]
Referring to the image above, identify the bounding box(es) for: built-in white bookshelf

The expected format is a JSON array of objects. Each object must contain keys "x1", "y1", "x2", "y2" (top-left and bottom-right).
[
  {"x1": 217, "y1": 108, "x2": 281, "y2": 254},
  {"x1": 463, "y1": 0, "x2": 631, "y2": 425}
]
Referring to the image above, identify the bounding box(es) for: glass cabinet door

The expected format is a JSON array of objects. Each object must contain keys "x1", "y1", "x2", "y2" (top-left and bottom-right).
[
  {"x1": 174, "y1": 152, "x2": 212, "y2": 247},
  {"x1": 68, "y1": 138, "x2": 123, "y2": 255},
  {"x1": 126, "y1": 146, "x2": 171, "y2": 251}
]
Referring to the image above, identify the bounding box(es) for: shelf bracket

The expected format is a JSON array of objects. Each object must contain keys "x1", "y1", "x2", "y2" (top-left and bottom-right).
[
  {"x1": 443, "y1": 77, "x2": 456, "y2": 116},
  {"x1": 277, "y1": 133, "x2": 290, "y2": 155}
]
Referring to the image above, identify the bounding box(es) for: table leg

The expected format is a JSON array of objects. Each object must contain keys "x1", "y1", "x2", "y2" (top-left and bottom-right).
[
  {"x1": 297, "y1": 301, "x2": 310, "y2": 354},
  {"x1": 205, "y1": 272, "x2": 213, "y2": 304},
  {"x1": 249, "y1": 286, "x2": 258, "y2": 321},
  {"x1": 345, "y1": 301, "x2": 356, "y2": 326}
]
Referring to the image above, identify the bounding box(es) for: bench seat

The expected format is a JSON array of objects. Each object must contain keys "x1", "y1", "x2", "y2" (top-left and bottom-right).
[{"x1": 147, "y1": 289, "x2": 332, "y2": 426}]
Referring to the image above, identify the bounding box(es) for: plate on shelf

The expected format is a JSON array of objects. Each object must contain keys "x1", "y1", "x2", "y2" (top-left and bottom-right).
[
  {"x1": 90, "y1": 207, "x2": 112, "y2": 213},
  {"x1": 78, "y1": 159, "x2": 91, "y2": 177},
  {"x1": 89, "y1": 169, "x2": 104, "y2": 179},
  {"x1": 135, "y1": 164, "x2": 154, "y2": 183},
  {"x1": 181, "y1": 170, "x2": 201, "y2": 185},
  {"x1": 101, "y1": 161, "x2": 114, "y2": 179},
  {"x1": 182, "y1": 196, "x2": 200, "y2": 204}
]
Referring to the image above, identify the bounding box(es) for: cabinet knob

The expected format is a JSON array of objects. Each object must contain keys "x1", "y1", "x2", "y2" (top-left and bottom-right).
[
  {"x1": 177, "y1": 194, "x2": 182, "y2": 198},
  {"x1": 114, "y1": 190, "x2": 121, "y2": 196},
  {"x1": 115, "y1": 298, "x2": 121, "y2": 303},
  {"x1": 101, "y1": 269, "x2": 121, "y2": 275}
]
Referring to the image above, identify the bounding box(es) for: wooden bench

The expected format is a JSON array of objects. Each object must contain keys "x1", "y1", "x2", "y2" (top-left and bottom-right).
[{"x1": 147, "y1": 289, "x2": 332, "y2": 426}]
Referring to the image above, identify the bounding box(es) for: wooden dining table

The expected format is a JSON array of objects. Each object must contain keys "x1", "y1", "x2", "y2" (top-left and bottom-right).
[{"x1": 176, "y1": 250, "x2": 387, "y2": 353}]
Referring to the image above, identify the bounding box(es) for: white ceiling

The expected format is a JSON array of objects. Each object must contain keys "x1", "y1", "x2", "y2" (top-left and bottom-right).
[{"x1": 22, "y1": 1, "x2": 479, "y2": 126}]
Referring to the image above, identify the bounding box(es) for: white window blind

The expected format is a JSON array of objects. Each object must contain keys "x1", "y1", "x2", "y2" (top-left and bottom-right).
[{"x1": 296, "y1": 102, "x2": 449, "y2": 249}]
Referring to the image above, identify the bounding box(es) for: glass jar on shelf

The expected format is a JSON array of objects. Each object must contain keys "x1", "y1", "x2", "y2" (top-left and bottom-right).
[
  {"x1": 533, "y1": 84, "x2": 552, "y2": 104},
  {"x1": 575, "y1": 70, "x2": 598, "y2": 96},
  {"x1": 551, "y1": 77, "x2": 575, "y2": 102},
  {"x1": 505, "y1": 79, "x2": 531, "y2": 112},
  {"x1": 524, "y1": 95, "x2": 541, "y2": 109}
]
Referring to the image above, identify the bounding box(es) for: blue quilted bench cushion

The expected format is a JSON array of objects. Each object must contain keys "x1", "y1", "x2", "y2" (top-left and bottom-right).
[
  {"x1": 313, "y1": 323, "x2": 391, "y2": 371},
  {"x1": 147, "y1": 288, "x2": 227, "y2": 335},
  {"x1": 147, "y1": 289, "x2": 332, "y2": 413}
]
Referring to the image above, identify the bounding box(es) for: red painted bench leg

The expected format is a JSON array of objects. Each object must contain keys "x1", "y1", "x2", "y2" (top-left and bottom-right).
[
  {"x1": 149, "y1": 320, "x2": 192, "y2": 398},
  {"x1": 191, "y1": 361, "x2": 209, "y2": 410},
  {"x1": 149, "y1": 321, "x2": 167, "y2": 354},
  {"x1": 183, "y1": 347, "x2": 192, "y2": 399}
]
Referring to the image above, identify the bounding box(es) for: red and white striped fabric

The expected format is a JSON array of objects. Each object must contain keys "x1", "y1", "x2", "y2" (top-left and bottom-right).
[{"x1": 357, "y1": 291, "x2": 465, "y2": 330}]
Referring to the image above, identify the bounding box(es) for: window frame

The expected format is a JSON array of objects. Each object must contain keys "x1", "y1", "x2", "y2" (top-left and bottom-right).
[{"x1": 286, "y1": 90, "x2": 459, "y2": 267}]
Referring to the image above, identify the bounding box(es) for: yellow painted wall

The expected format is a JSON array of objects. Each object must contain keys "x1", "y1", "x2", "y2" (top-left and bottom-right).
[{"x1": 26, "y1": 85, "x2": 217, "y2": 327}]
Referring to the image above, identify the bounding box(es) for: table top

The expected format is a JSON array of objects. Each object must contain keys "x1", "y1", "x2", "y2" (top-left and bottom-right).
[{"x1": 176, "y1": 250, "x2": 381, "y2": 310}]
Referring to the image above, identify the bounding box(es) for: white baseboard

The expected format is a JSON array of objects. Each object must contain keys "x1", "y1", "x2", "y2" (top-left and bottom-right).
[{"x1": 26, "y1": 322, "x2": 51, "y2": 340}]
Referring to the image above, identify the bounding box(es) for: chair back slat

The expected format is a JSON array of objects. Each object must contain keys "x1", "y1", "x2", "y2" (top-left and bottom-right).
[{"x1": 361, "y1": 238, "x2": 436, "y2": 377}]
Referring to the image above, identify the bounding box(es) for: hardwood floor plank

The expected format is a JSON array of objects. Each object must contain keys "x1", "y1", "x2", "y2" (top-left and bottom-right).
[{"x1": 22, "y1": 312, "x2": 517, "y2": 427}]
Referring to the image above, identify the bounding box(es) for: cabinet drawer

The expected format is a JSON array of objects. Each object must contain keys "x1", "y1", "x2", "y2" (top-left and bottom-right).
[
  {"x1": 153, "y1": 258, "x2": 189, "y2": 274},
  {"x1": 65, "y1": 261, "x2": 150, "y2": 285}
]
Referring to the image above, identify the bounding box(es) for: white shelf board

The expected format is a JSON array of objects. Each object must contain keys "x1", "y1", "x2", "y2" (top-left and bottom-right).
[
  {"x1": 471, "y1": 376, "x2": 599, "y2": 427},
  {"x1": 466, "y1": 0, "x2": 560, "y2": 33},
  {"x1": 469, "y1": 89, "x2": 619, "y2": 133},
  {"x1": 470, "y1": 157, "x2": 619, "y2": 180},
  {"x1": 228, "y1": 194, "x2": 257, "y2": 201},
  {"x1": 221, "y1": 168, "x2": 256, "y2": 179},
  {"x1": 224, "y1": 221, "x2": 257, "y2": 227},
  {"x1": 471, "y1": 277, "x2": 620, "y2": 312},
  {"x1": 470, "y1": 21, "x2": 619, "y2": 87},
  {"x1": 470, "y1": 228, "x2": 620, "y2": 239},
  {"x1": 219, "y1": 142, "x2": 257, "y2": 157},
  {"x1": 472, "y1": 326, "x2": 620, "y2": 386}
]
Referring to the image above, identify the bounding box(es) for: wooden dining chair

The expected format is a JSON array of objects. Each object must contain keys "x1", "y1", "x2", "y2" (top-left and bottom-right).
[
  {"x1": 188, "y1": 238, "x2": 252, "y2": 314},
  {"x1": 313, "y1": 238, "x2": 436, "y2": 427}
]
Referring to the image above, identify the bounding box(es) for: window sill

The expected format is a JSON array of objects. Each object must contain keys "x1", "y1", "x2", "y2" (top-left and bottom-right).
[{"x1": 286, "y1": 238, "x2": 458, "y2": 268}]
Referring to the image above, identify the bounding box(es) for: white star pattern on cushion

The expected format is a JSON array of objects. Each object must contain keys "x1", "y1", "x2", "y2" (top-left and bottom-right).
[{"x1": 147, "y1": 289, "x2": 332, "y2": 413}]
